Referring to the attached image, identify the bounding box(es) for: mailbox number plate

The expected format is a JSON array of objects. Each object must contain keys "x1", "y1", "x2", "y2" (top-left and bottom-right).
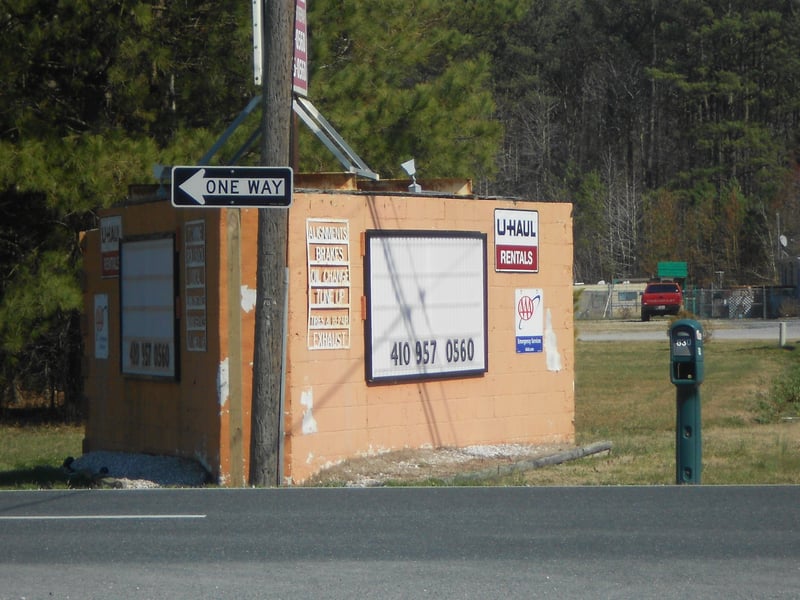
[{"x1": 672, "y1": 331, "x2": 693, "y2": 357}]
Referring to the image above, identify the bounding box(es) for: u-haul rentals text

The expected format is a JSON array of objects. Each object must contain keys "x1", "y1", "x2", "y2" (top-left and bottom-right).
[{"x1": 494, "y1": 208, "x2": 539, "y2": 272}]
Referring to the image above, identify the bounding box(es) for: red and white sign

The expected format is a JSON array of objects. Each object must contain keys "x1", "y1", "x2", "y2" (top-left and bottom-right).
[
  {"x1": 494, "y1": 208, "x2": 538, "y2": 272},
  {"x1": 293, "y1": 0, "x2": 308, "y2": 97},
  {"x1": 100, "y1": 215, "x2": 122, "y2": 278}
]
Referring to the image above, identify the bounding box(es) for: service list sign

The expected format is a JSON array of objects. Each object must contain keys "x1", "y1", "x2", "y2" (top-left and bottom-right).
[
  {"x1": 494, "y1": 208, "x2": 539, "y2": 272},
  {"x1": 184, "y1": 220, "x2": 207, "y2": 352},
  {"x1": 306, "y1": 218, "x2": 351, "y2": 350}
]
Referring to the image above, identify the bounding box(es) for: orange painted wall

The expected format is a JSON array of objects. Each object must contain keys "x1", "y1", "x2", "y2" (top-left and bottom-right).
[
  {"x1": 81, "y1": 199, "x2": 227, "y2": 478},
  {"x1": 81, "y1": 191, "x2": 574, "y2": 485},
  {"x1": 279, "y1": 193, "x2": 574, "y2": 483}
]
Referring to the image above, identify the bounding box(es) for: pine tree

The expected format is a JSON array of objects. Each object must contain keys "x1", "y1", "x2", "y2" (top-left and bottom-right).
[{"x1": 301, "y1": 0, "x2": 525, "y2": 179}]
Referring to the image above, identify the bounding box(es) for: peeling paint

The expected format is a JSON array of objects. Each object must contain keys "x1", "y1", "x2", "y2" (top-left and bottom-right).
[
  {"x1": 544, "y1": 308, "x2": 562, "y2": 372},
  {"x1": 300, "y1": 386, "x2": 318, "y2": 434},
  {"x1": 217, "y1": 358, "x2": 229, "y2": 408},
  {"x1": 240, "y1": 285, "x2": 257, "y2": 313}
]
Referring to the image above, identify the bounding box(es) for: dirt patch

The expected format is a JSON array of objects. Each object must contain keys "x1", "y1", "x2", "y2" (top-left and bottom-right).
[{"x1": 302, "y1": 443, "x2": 587, "y2": 487}]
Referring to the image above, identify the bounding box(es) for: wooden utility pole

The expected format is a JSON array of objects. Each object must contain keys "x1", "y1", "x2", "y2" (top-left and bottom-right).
[{"x1": 250, "y1": 0, "x2": 293, "y2": 487}]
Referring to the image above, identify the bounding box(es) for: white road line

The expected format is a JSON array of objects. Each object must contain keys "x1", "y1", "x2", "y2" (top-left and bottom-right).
[{"x1": 0, "y1": 514, "x2": 206, "y2": 520}]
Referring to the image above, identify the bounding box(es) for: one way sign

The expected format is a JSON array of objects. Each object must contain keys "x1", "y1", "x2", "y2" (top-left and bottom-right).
[{"x1": 171, "y1": 166, "x2": 293, "y2": 208}]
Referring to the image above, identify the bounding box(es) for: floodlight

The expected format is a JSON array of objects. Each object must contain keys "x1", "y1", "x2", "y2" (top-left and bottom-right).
[{"x1": 400, "y1": 158, "x2": 422, "y2": 192}]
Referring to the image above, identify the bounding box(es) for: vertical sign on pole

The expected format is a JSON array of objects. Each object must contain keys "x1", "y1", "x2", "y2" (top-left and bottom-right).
[
  {"x1": 293, "y1": 0, "x2": 308, "y2": 97},
  {"x1": 252, "y1": 0, "x2": 263, "y2": 85}
]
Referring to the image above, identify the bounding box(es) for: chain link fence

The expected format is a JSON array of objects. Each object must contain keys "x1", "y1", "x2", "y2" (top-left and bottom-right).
[{"x1": 575, "y1": 283, "x2": 800, "y2": 320}]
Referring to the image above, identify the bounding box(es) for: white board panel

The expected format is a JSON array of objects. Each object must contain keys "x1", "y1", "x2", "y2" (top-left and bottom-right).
[
  {"x1": 120, "y1": 236, "x2": 177, "y2": 378},
  {"x1": 365, "y1": 231, "x2": 487, "y2": 382}
]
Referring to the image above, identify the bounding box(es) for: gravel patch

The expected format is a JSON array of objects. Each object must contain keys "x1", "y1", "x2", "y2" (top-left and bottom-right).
[
  {"x1": 305, "y1": 443, "x2": 579, "y2": 487},
  {"x1": 69, "y1": 451, "x2": 210, "y2": 489},
  {"x1": 67, "y1": 444, "x2": 600, "y2": 489}
]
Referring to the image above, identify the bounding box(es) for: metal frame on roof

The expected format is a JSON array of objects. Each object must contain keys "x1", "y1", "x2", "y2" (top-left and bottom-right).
[
  {"x1": 292, "y1": 96, "x2": 379, "y2": 180},
  {"x1": 155, "y1": 95, "x2": 379, "y2": 183}
]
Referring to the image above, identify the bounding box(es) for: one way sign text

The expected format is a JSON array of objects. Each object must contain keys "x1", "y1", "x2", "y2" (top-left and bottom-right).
[{"x1": 171, "y1": 166, "x2": 293, "y2": 208}]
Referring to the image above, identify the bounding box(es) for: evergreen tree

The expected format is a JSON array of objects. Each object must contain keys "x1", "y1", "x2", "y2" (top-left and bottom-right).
[
  {"x1": 0, "y1": 0, "x2": 254, "y2": 411},
  {"x1": 301, "y1": 0, "x2": 525, "y2": 179}
]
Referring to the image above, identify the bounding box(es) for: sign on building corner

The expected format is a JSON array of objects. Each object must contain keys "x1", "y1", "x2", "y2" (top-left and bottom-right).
[{"x1": 494, "y1": 208, "x2": 539, "y2": 273}]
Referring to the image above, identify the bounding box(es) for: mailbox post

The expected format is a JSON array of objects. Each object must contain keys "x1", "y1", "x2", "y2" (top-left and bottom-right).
[{"x1": 669, "y1": 319, "x2": 704, "y2": 484}]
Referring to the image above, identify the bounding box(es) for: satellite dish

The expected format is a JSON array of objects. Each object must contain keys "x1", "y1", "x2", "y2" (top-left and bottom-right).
[{"x1": 780, "y1": 235, "x2": 788, "y2": 248}]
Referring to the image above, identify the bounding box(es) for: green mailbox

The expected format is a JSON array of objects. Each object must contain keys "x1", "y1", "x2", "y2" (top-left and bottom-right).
[
  {"x1": 669, "y1": 318, "x2": 703, "y2": 484},
  {"x1": 670, "y1": 319, "x2": 704, "y2": 385}
]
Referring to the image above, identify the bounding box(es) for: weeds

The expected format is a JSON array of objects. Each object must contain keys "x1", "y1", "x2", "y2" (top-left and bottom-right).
[
  {"x1": 755, "y1": 363, "x2": 800, "y2": 423},
  {"x1": 0, "y1": 422, "x2": 83, "y2": 489}
]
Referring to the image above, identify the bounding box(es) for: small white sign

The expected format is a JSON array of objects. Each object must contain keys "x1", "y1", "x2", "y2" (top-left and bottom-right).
[{"x1": 515, "y1": 288, "x2": 543, "y2": 353}]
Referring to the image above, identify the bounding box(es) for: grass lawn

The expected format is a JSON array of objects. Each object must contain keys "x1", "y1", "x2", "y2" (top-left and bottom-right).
[
  {"x1": 0, "y1": 422, "x2": 84, "y2": 489},
  {"x1": 510, "y1": 338, "x2": 800, "y2": 485}
]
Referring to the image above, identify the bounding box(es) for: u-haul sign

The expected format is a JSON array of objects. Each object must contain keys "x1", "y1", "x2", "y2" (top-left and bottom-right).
[{"x1": 494, "y1": 208, "x2": 538, "y2": 273}]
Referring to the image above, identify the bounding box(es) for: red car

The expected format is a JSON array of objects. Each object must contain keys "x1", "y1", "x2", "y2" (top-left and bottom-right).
[{"x1": 641, "y1": 282, "x2": 683, "y2": 321}]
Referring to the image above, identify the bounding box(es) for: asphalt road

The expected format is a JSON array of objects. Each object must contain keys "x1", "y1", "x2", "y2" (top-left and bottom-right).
[{"x1": 2, "y1": 486, "x2": 799, "y2": 599}]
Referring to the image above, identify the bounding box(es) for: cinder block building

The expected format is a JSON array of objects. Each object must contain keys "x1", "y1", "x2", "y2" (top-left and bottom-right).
[{"x1": 80, "y1": 175, "x2": 574, "y2": 485}]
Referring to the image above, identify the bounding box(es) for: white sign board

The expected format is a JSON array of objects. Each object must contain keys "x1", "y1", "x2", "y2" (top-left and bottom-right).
[
  {"x1": 365, "y1": 231, "x2": 488, "y2": 382},
  {"x1": 494, "y1": 208, "x2": 539, "y2": 272},
  {"x1": 121, "y1": 236, "x2": 177, "y2": 378}
]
